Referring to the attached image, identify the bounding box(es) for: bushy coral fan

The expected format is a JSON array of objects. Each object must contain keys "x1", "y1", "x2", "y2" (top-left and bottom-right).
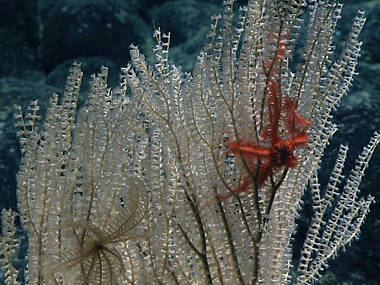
[{"x1": 0, "y1": 1, "x2": 379, "y2": 284}]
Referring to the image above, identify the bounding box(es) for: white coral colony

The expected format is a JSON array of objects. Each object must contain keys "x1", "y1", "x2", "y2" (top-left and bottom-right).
[{"x1": 0, "y1": 1, "x2": 378, "y2": 284}]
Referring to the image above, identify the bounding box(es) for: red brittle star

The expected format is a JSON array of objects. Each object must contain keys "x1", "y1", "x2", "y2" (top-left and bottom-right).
[{"x1": 218, "y1": 35, "x2": 312, "y2": 202}]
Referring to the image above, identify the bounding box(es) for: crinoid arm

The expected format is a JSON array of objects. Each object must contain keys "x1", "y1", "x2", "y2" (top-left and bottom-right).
[{"x1": 52, "y1": 176, "x2": 147, "y2": 285}]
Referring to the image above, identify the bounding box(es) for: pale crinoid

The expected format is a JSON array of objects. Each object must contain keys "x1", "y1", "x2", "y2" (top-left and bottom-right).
[{"x1": 54, "y1": 177, "x2": 147, "y2": 285}]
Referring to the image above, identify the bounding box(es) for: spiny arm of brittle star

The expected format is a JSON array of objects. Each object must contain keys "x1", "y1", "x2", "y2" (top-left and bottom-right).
[
  {"x1": 291, "y1": 133, "x2": 310, "y2": 147},
  {"x1": 285, "y1": 96, "x2": 312, "y2": 134},
  {"x1": 229, "y1": 142, "x2": 271, "y2": 157},
  {"x1": 217, "y1": 178, "x2": 251, "y2": 201}
]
